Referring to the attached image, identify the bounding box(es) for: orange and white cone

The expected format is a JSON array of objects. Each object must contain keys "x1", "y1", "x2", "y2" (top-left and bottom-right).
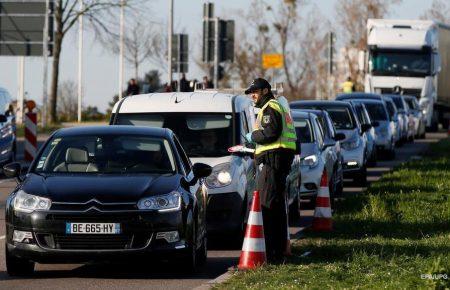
[
  {"x1": 312, "y1": 170, "x2": 333, "y2": 232},
  {"x1": 238, "y1": 191, "x2": 266, "y2": 270}
]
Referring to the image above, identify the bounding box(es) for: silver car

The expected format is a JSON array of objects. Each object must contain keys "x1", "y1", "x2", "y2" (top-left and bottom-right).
[
  {"x1": 384, "y1": 94, "x2": 414, "y2": 142},
  {"x1": 349, "y1": 101, "x2": 378, "y2": 165},
  {"x1": 290, "y1": 101, "x2": 368, "y2": 186},
  {"x1": 352, "y1": 99, "x2": 396, "y2": 160},
  {"x1": 382, "y1": 97, "x2": 402, "y2": 146},
  {"x1": 404, "y1": 95, "x2": 426, "y2": 139},
  {"x1": 286, "y1": 111, "x2": 345, "y2": 211}
]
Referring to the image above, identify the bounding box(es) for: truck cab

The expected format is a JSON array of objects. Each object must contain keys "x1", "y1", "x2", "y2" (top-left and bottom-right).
[
  {"x1": 364, "y1": 19, "x2": 450, "y2": 131},
  {"x1": 110, "y1": 91, "x2": 256, "y2": 236}
]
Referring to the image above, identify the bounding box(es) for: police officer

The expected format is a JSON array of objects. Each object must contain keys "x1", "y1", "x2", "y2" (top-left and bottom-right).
[{"x1": 244, "y1": 78, "x2": 297, "y2": 262}]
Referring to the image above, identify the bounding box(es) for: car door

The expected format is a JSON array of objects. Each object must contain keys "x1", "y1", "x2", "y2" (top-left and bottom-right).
[
  {"x1": 313, "y1": 117, "x2": 332, "y2": 178},
  {"x1": 173, "y1": 136, "x2": 206, "y2": 237},
  {"x1": 241, "y1": 107, "x2": 256, "y2": 207}
]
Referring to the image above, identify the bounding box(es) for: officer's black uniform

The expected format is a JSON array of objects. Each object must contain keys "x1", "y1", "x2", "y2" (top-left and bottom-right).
[{"x1": 246, "y1": 79, "x2": 296, "y2": 262}]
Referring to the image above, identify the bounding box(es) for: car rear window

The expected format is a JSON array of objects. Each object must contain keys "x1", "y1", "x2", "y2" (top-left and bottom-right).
[{"x1": 392, "y1": 97, "x2": 405, "y2": 110}]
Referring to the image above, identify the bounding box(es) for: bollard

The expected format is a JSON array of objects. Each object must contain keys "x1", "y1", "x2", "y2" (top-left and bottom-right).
[{"x1": 24, "y1": 112, "x2": 37, "y2": 162}]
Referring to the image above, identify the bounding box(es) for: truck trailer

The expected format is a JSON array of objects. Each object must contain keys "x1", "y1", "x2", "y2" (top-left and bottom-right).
[{"x1": 363, "y1": 19, "x2": 450, "y2": 131}]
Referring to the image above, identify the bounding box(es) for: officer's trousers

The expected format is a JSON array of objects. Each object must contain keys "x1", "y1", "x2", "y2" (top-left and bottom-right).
[{"x1": 257, "y1": 160, "x2": 292, "y2": 261}]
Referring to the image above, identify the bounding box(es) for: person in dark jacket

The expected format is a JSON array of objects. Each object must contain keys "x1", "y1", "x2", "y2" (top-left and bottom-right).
[
  {"x1": 244, "y1": 78, "x2": 297, "y2": 262},
  {"x1": 126, "y1": 79, "x2": 140, "y2": 96}
]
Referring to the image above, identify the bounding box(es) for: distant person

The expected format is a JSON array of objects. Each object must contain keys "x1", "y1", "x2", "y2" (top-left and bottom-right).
[
  {"x1": 202, "y1": 76, "x2": 213, "y2": 89},
  {"x1": 180, "y1": 73, "x2": 191, "y2": 92},
  {"x1": 126, "y1": 79, "x2": 140, "y2": 96},
  {"x1": 341, "y1": 77, "x2": 355, "y2": 93}
]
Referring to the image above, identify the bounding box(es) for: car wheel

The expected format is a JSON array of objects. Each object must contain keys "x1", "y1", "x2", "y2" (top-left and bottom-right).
[
  {"x1": 181, "y1": 222, "x2": 198, "y2": 272},
  {"x1": 354, "y1": 165, "x2": 367, "y2": 187},
  {"x1": 196, "y1": 233, "x2": 207, "y2": 266},
  {"x1": 6, "y1": 246, "x2": 35, "y2": 276}
]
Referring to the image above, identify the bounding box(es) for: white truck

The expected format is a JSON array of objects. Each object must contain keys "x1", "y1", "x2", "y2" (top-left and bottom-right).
[{"x1": 363, "y1": 19, "x2": 450, "y2": 131}]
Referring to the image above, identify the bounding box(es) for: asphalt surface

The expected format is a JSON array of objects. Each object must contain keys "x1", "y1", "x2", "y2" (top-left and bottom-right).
[{"x1": 0, "y1": 132, "x2": 446, "y2": 290}]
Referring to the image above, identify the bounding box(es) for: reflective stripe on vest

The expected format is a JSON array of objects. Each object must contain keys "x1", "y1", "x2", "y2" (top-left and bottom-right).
[{"x1": 255, "y1": 99, "x2": 297, "y2": 155}]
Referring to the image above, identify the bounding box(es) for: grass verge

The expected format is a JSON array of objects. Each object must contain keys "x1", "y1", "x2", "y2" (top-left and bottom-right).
[{"x1": 218, "y1": 138, "x2": 450, "y2": 289}]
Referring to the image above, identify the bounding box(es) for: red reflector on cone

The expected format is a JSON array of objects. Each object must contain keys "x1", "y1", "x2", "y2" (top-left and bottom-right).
[
  {"x1": 238, "y1": 191, "x2": 267, "y2": 270},
  {"x1": 312, "y1": 170, "x2": 333, "y2": 232}
]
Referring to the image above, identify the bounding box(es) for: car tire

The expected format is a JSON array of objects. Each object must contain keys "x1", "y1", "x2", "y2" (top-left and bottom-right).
[
  {"x1": 196, "y1": 234, "x2": 207, "y2": 266},
  {"x1": 6, "y1": 246, "x2": 35, "y2": 276},
  {"x1": 181, "y1": 222, "x2": 198, "y2": 272},
  {"x1": 354, "y1": 166, "x2": 367, "y2": 187}
]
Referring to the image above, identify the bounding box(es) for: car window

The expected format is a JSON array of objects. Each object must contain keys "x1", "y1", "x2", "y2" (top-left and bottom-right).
[
  {"x1": 34, "y1": 135, "x2": 177, "y2": 174},
  {"x1": 364, "y1": 103, "x2": 389, "y2": 121},
  {"x1": 315, "y1": 119, "x2": 324, "y2": 147},
  {"x1": 392, "y1": 97, "x2": 405, "y2": 110},
  {"x1": 293, "y1": 118, "x2": 314, "y2": 143},
  {"x1": 385, "y1": 101, "x2": 396, "y2": 120},
  {"x1": 325, "y1": 107, "x2": 355, "y2": 130},
  {"x1": 317, "y1": 115, "x2": 330, "y2": 139},
  {"x1": 117, "y1": 113, "x2": 234, "y2": 158}
]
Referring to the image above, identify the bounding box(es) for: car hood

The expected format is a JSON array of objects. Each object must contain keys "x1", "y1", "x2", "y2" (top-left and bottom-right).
[
  {"x1": 300, "y1": 143, "x2": 319, "y2": 158},
  {"x1": 190, "y1": 156, "x2": 231, "y2": 168},
  {"x1": 20, "y1": 173, "x2": 181, "y2": 203}
]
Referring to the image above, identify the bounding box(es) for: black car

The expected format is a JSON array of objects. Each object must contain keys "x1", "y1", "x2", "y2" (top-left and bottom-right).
[{"x1": 4, "y1": 126, "x2": 212, "y2": 276}]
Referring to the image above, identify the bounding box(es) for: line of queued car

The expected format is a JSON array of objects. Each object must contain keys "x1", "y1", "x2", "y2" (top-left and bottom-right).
[
  {"x1": 286, "y1": 92, "x2": 426, "y2": 209},
  {"x1": 2, "y1": 88, "x2": 426, "y2": 275}
]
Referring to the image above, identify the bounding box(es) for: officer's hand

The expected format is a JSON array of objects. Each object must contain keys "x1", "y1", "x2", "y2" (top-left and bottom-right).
[{"x1": 245, "y1": 132, "x2": 254, "y2": 144}]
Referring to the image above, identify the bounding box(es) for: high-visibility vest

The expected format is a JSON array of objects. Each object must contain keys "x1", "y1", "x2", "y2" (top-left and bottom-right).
[
  {"x1": 255, "y1": 99, "x2": 297, "y2": 155},
  {"x1": 342, "y1": 81, "x2": 354, "y2": 93}
]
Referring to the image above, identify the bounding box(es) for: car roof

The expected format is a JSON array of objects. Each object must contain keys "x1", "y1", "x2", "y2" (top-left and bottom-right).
[
  {"x1": 53, "y1": 126, "x2": 171, "y2": 138},
  {"x1": 290, "y1": 100, "x2": 353, "y2": 108},
  {"x1": 402, "y1": 95, "x2": 417, "y2": 100},
  {"x1": 291, "y1": 110, "x2": 313, "y2": 119},
  {"x1": 350, "y1": 98, "x2": 384, "y2": 104},
  {"x1": 112, "y1": 92, "x2": 246, "y2": 114},
  {"x1": 336, "y1": 93, "x2": 382, "y2": 100},
  {"x1": 383, "y1": 94, "x2": 404, "y2": 99}
]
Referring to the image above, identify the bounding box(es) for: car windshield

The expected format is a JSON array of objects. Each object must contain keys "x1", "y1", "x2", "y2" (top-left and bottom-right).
[
  {"x1": 385, "y1": 101, "x2": 397, "y2": 119},
  {"x1": 369, "y1": 49, "x2": 432, "y2": 77},
  {"x1": 364, "y1": 103, "x2": 389, "y2": 121},
  {"x1": 405, "y1": 99, "x2": 417, "y2": 110},
  {"x1": 117, "y1": 113, "x2": 233, "y2": 157},
  {"x1": 33, "y1": 135, "x2": 176, "y2": 174},
  {"x1": 293, "y1": 118, "x2": 314, "y2": 143},
  {"x1": 391, "y1": 97, "x2": 405, "y2": 110},
  {"x1": 290, "y1": 105, "x2": 355, "y2": 130},
  {"x1": 324, "y1": 107, "x2": 355, "y2": 130}
]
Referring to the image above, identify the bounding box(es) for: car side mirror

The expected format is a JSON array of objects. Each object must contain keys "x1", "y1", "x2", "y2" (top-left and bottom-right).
[
  {"x1": 334, "y1": 133, "x2": 346, "y2": 142},
  {"x1": 323, "y1": 140, "x2": 336, "y2": 148},
  {"x1": 3, "y1": 162, "x2": 23, "y2": 182},
  {"x1": 0, "y1": 115, "x2": 7, "y2": 123},
  {"x1": 371, "y1": 121, "x2": 380, "y2": 127},
  {"x1": 361, "y1": 124, "x2": 372, "y2": 132},
  {"x1": 192, "y1": 163, "x2": 212, "y2": 179}
]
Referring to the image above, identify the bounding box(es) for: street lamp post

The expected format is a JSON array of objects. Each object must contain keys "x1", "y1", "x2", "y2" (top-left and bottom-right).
[
  {"x1": 168, "y1": 0, "x2": 173, "y2": 88},
  {"x1": 77, "y1": 0, "x2": 84, "y2": 122},
  {"x1": 119, "y1": 0, "x2": 125, "y2": 99}
]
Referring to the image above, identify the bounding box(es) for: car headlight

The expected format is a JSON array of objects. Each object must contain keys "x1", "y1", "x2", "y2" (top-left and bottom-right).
[
  {"x1": 342, "y1": 138, "x2": 360, "y2": 150},
  {"x1": 137, "y1": 191, "x2": 181, "y2": 212},
  {"x1": 300, "y1": 154, "x2": 319, "y2": 167},
  {"x1": 205, "y1": 162, "x2": 232, "y2": 188},
  {"x1": 0, "y1": 123, "x2": 13, "y2": 138},
  {"x1": 13, "y1": 190, "x2": 52, "y2": 213}
]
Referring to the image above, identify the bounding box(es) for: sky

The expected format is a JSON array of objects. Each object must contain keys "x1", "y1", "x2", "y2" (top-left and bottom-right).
[{"x1": 0, "y1": 0, "x2": 435, "y2": 113}]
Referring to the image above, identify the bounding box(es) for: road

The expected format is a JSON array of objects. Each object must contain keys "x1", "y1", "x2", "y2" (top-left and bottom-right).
[{"x1": 0, "y1": 132, "x2": 446, "y2": 290}]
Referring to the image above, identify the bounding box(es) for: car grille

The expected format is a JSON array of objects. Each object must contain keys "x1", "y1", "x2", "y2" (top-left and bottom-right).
[
  {"x1": 47, "y1": 213, "x2": 138, "y2": 222},
  {"x1": 36, "y1": 233, "x2": 151, "y2": 250}
]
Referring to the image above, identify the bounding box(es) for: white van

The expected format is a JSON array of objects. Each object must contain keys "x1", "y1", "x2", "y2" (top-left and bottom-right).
[{"x1": 110, "y1": 91, "x2": 256, "y2": 236}]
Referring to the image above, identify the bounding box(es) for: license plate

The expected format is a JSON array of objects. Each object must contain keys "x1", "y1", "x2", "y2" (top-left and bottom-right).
[{"x1": 66, "y1": 223, "x2": 121, "y2": 234}]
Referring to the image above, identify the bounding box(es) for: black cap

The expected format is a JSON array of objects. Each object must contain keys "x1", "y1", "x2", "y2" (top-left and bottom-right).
[{"x1": 245, "y1": 78, "x2": 271, "y2": 94}]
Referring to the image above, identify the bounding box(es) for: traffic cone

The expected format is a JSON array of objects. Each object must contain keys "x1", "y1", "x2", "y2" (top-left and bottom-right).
[
  {"x1": 238, "y1": 191, "x2": 266, "y2": 270},
  {"x1": 312, "y1": 170, "x2": 333, "y2": 232}
]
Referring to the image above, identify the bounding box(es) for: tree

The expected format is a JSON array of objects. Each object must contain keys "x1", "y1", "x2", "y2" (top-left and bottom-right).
[
  {"x1": 57, "y1": 80, "x2": 78, "y2": 122},
  {"x1": 49, "y1": 0, "x2": 140, "y2": 124},
  {"x1": 421, "y1": 0, "x2": 450, "y2": 23},
  {"x1": 335, "y1": 0, "x2": 402, "y2": 88}
]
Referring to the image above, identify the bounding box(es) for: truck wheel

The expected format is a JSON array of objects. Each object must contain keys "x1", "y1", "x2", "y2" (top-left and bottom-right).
[{"x1": 6, "y1": 246, "x2": 35, "y2": 276}]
